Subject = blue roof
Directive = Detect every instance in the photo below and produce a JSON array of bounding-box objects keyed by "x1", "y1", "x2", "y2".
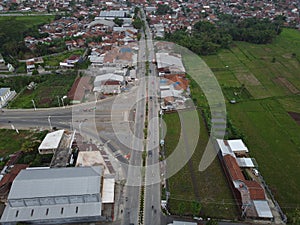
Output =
[{"x1": 120, "y1": 48, "x2": 132, "y2": 53}]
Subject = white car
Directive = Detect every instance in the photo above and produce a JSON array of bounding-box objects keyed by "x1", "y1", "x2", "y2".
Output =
[{"x1": 252, "y1": 168, "x2": 259, "y2": 176}]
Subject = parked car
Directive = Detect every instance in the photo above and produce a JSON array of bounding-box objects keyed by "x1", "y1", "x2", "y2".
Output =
[{"x1": 252, "y1": 168, "x2": 259, "y2": 176}]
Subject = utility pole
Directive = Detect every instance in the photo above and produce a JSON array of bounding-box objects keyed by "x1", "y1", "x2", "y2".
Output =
[
  {"x1": 48, "y1": 115, "x2": 52, "y2": 130},
  {"x1": 31, "y1": 99, "x2": 36, "y2": 111},
  {"x1": 10, "y1": 122, "x2": 19, "y2": 134},
  {"x1": 61, "y1": 96, "x2": 67, "y2": 108},
  {"x1": 56, "y1": 96, "x2": 61, "y2": 107},
  {"x1": 61, "y1": 97, "x2": 65, "y2": 108},
  {"x1": 94, "y1": 92, "x2": 97, "y2": 103},
  {"x1": 79, "y1": 121, "x2": 82, "y2": 134}
]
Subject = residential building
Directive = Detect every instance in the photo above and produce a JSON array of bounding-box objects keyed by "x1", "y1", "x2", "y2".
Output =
[
  {"x1": 93, "y1": 73, "x2": 124, "y2": 93},
  {"x1": 100, "y1": 80, "x2": 121, "y2": 94},
  {"x1": 0, "y1": 53, "x2": 7, "y2": 72},
  {"x1": 38, "y1": 130, "x2": 65, "y2": 154},
  {"x1": 97, "y1": 10, "x2": 128, "y2": 20},
  {"x1": 60, "y1": 55, "x2": 82, "y2": 69},
  {"x1": 26, "y1": 59, "x2": 35, "y2": 74},
  {"x1": 0, "y1": 88, "x2": 16, "y2": 108},
  {"x1": 156, "y1": 52, "x2": 186, "y2": 75},
  {"x1": 216, "y1": 139, "x2": 274, "y2": 220}
]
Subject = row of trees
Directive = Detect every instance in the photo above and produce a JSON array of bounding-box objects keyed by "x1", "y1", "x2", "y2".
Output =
[
  {"x1": 156, "y1": 4, "x2": 174, "y2": 15},
  {"x1": 218, "y1": 15, "x2": 284, "y2": 44},
  {"x1": 165, "y1": 15, "x2": 284, "y2": 55}
]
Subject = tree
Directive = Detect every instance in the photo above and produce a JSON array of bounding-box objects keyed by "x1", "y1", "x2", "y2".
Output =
[
  {"x1": 191, "y1": 201, "x2": 202, "y2": 216},
  {"x1": 9, "y1": 3, "x2": 18, "y2": 10},
  {"x1": 178, "y1": 202, "x2": 186, "y2": 216},
  {"x1": 156, "y1": 4, "x2": 173, "y2": 15},
  {"x1": 22, "y1": 154, "x2": 35, "y2": 164},
  {"x1": 32, "y1": 69, "x2": 39, "y2": 75},
  {"x1": 132, "y1": 17, "x2": 144, "y2": 30},
  {"x1": 137, "y1": 33, "x2": 141, "y2": 41},
  {"x1": 21, "y1": 140, "x2": 37, "y2": 152},
  {"x1": 206, "y1": 219, "x2": 218, "y2": 225},
  {"x1": 134, "y1": 6, "x2": 140, "y2": 15},
  {"x1": 113, "y1": 17, "x2": 124, "y2": 27}
]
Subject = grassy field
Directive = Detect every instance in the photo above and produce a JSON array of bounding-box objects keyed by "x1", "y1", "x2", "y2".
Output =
[
  {"x1": 164, "y1": 111, "x2": 238, "y2": 220},
  {"x1": 0, "y1": 129, "x2": 52, "y2": 168},
  {"x1": 202, "y1": 28, "x2": 300, "y2": 219},
  {"x1": 43, "y1": 49, "x2": 85, "y2": 67},
  {"x1": 0, "y1": 15, "x2": 54, "y2": 26},
  {"x1": 8, "y1": 73, "x2": 77, "y2": 108},
  {"x1": 0, "y1": 129, "x2": 47, "y2": 158}
]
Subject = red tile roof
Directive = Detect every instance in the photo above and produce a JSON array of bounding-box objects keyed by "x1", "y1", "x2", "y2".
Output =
[
  {"x1": 244, "y1": 180, "x2": 266, "y2": 200},
  {"x1": 164, "y1": 74, "x2": 189, "y2": 90},
  {"x1": 0, "y1": 164, "x2": 28, "y2": 190},
  {"x1": 68, "y1": 76, "x2": 92, "y2": 101},
  {"x1": 223, "y1": 154, "x2": 244, "y2": 181},
  {"x1": 223, "y1": 155, "x2": 266, "y2": 201},
  {"x1": 102, "y1": 80, "x2": 121, "y2": 85}
]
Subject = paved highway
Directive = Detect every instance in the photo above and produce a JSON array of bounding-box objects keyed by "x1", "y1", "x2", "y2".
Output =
[
  {"x1": 121, "y1": 11, "x2": 147, "y2": 225},
  {"x1": 142, "y1": 9, "x2": 162, "y2": 225}
]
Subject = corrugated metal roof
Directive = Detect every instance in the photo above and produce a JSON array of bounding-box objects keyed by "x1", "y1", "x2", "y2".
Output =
[
  {"x1": 228, "y1": 139, "x2": 249, "y2": 152},
  {"x1": 94, "y1": 74, "x2": 124, "y2": 86},
  {"x1": 99, "y1": 10, "x2": 126, "y2": 18},
  {"x1": 38, "y1": 130, "x2": 64, "y2": 150},
  {"x1": 8, "y1": 167, "x2": 102, "y2": 199},
  {"x1": 156, "y1": 53, "x2": 185, "y2": 73},
  {"x1": 216, "y1": 139, "x2": 235, "y2": 156},
  {"x1": 0, "y1": 202, "x2": 102, "y2": 223},
  {"x1": 236, "y1": 158, "x2": 254, "y2": 167},
  {"x1": 173, "y1": 221, "x2": 197, "y2": 225},
  {"x1": 0, "y1": 88, "x2": 10, "y2": 97},
  {"x1": 253, "y1": 200, "x2": 273, "y2": 218},
  {"x1": 102, "y1": 177, "x2": 115, "y2": 203}
]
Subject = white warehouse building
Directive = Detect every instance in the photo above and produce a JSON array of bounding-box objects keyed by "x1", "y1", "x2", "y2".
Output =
[{"x1": 0, "y1": 166, "x2": 105, "y2": 225}]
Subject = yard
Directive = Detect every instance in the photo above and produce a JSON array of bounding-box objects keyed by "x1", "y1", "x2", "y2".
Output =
[
  {"x1": 0, "y1": 129, "x2": 53, "y2": 168},
  {"x1": 8, "y1": 72, "x2": 77, "y2": 108},
  {"x1": 43, "y1": 49, "x2": 85, "y2": 67},
  {"x1": 0, "y1": 129, "x2": 47, "y2": 158}
]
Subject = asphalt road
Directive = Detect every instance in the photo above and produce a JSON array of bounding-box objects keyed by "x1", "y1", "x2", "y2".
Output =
[
  {"x1": 121, "y1": 19, "x2": 147, "y2": 225},
  {"x1": 142, "y1": 10, "x2": 162, "y2": 225}
]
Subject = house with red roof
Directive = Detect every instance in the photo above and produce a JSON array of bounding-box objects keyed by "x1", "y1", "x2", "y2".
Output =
[{"x1": 217, "y1": 139, "x2": 274, "y2": 220}]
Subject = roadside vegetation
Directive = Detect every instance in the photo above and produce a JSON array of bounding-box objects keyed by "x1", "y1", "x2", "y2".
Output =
[{"x1": 3, "y1": 72, "x2": 77, "y2": 108}]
